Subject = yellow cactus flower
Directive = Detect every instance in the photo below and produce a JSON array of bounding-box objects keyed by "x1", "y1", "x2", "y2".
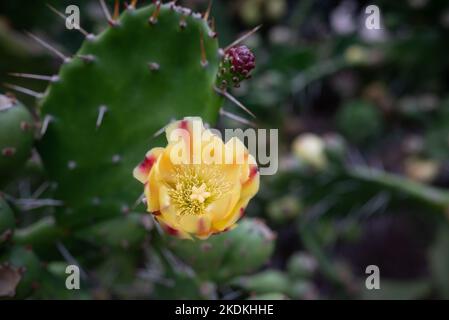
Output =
[{"x1": 133, "y1": 117, "x2": 259, "y2": 240}]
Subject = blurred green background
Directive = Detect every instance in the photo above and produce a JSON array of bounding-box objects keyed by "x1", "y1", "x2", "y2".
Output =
[{"x1": 1, "y1": 0, "x2": 449, "y2": 300}]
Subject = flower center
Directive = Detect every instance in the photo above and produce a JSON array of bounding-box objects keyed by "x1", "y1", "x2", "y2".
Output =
[
  {"x1": 167, "y1": 165, "x2": 230, "y2": 216},
  {"x1": 190, "y1": 183, "x2": 211, "y2": 203}
]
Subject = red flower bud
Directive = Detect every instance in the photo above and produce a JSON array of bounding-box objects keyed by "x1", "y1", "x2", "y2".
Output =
[{"x1": 217, "y1": 45, "x2": 256, "y2": 89}]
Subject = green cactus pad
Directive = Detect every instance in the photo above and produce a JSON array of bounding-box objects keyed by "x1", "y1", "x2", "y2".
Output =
[
  {"x1": 233, "y1": 270, "x2": 290, "y2": 295},
  {"x1": 167, "y1": 218, "x2": 276, "y2": 282},
  {"x1": 152, "y1": 272, "x2": 207, "y2": 300},
  {"x1": 74, "y1": 213, "x2": 147, "y2": 249},
  {"x1": 37, "y1": 3, "x2": 223, "y2": 227},
  {"x1": 0, "y1": 94, "x2": 34, "y2": 186},
  {"x1": 0, "y1": 196, "x2": 15, "y2": 246},
  {"x1": 0, "y1": 246, "x2": 43, "y2": 299}
]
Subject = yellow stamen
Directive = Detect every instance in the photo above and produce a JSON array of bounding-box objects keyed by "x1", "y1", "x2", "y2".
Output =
[{"x1": 167, "y1": 165, "x2": 229, "y2": 216}]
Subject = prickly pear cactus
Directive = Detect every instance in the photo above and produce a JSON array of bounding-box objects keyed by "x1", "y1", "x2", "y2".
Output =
[
  {"x1": 1, "y1": 1, "x2": 261, "y2": 300},
  {"x1": 0, "y1": 196, "x2": 15, "y2": 245},
  {"x1": 75, "y1": 212, "x2": 147, "y2": 249},
  {"x1": 37, "y1": 2, "x2": 223, "y2": 227},
  {"x1": 166, "y1": 218, "x2": 276, "y2": 282},
  {"x1": 0, "y1": 94, "x2": 34, "y2": 186}
]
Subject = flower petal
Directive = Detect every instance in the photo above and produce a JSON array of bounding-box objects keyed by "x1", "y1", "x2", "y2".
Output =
[
  {"x1": 213, "y1": 199, "x2": 250, "y2": 232},
  {"x1": 156, "y1": 217, "x2": 192, "y2": 240},
  {"x1": 178, "y1": 214, "x2": 212, "y2": 238},
  {"x1": 207, "y1": 183, "x2": 241, "y2": 225},
  {"x1": 133, "y1": 147, "x2": 164, "y2": 183},
  {"x1": 241, "y1": 163, "x2": 260, "y2": 201},
  {"x1": 145, "y1": 165, "x2": 161, "y2": 212}
]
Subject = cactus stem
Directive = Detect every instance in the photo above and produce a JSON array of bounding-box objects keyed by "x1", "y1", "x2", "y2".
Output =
[
  {"x1": 148, "y1": 62, "x2": 160, "y2": 72},
  {"x1": 76, "y1": 54, "x2": 96, "y2": 63},
  {"x1": 8, "y1": 72, "x2": 59, "y2": 83},
  {"x1": 203, "y1": 0, "x2": 213, "y2": 22},
  {"x1": 149, "y1": 1, "x2": 162, "y2": 25},
  {"x1": 214, "y1": 86, "x2": 256, "y2": 118},
  {"x1": 2, "y1": 83, "x2": 44, "y2": 99},
  {"x1": 40, "y1": 115, "x2": 54, "y2": 137},
  {"x1": 224, "y1": 25, "x2": 262, "y2": 52},
  {"x1": 219, "y1": 108, "x2": 256, "y2": 127},
  {"x1": 200, "y1": 33, "x2": 208, "y2": 67},
  {"x1": 26, "y1": 32, "x2": 70, "y2": 62},
  {"x1": 2, "y1": 147, "x2": 16, "y2": 157},
  {"x1": 46, "y1": 4, "x2": 90, "y2": 37},
  {"x1": 67, "y1": 161, "x2": 77, "y2": 170},
  {"x1": 96, "y1": 105, "x2": 108, "y2": 129}
]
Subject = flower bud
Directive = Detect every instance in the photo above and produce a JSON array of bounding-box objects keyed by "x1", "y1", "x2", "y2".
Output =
[
  {"x1": 217, "y1": 45, "x2": 256, "y2": 89},
  {"x1": 292, "y1": 133, "x2": 327, "y2": 170}
]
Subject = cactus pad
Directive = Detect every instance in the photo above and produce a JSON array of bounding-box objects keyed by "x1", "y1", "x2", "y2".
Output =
[
  {"x1": 167, "y1": 218, "x2": 276, "y2": 282},
  {"x1": 0, "y1": 246, "x2": 43, "y2": 299},
  {"x1": 37, "y1": 3, "x2": 223, "y2": 227},
  {"x1": 0, "y1": 196, "x2": 15, "y2": 245},
  {"x1": 0, "y1": 94, "x2": 34, "y2": 186}
]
